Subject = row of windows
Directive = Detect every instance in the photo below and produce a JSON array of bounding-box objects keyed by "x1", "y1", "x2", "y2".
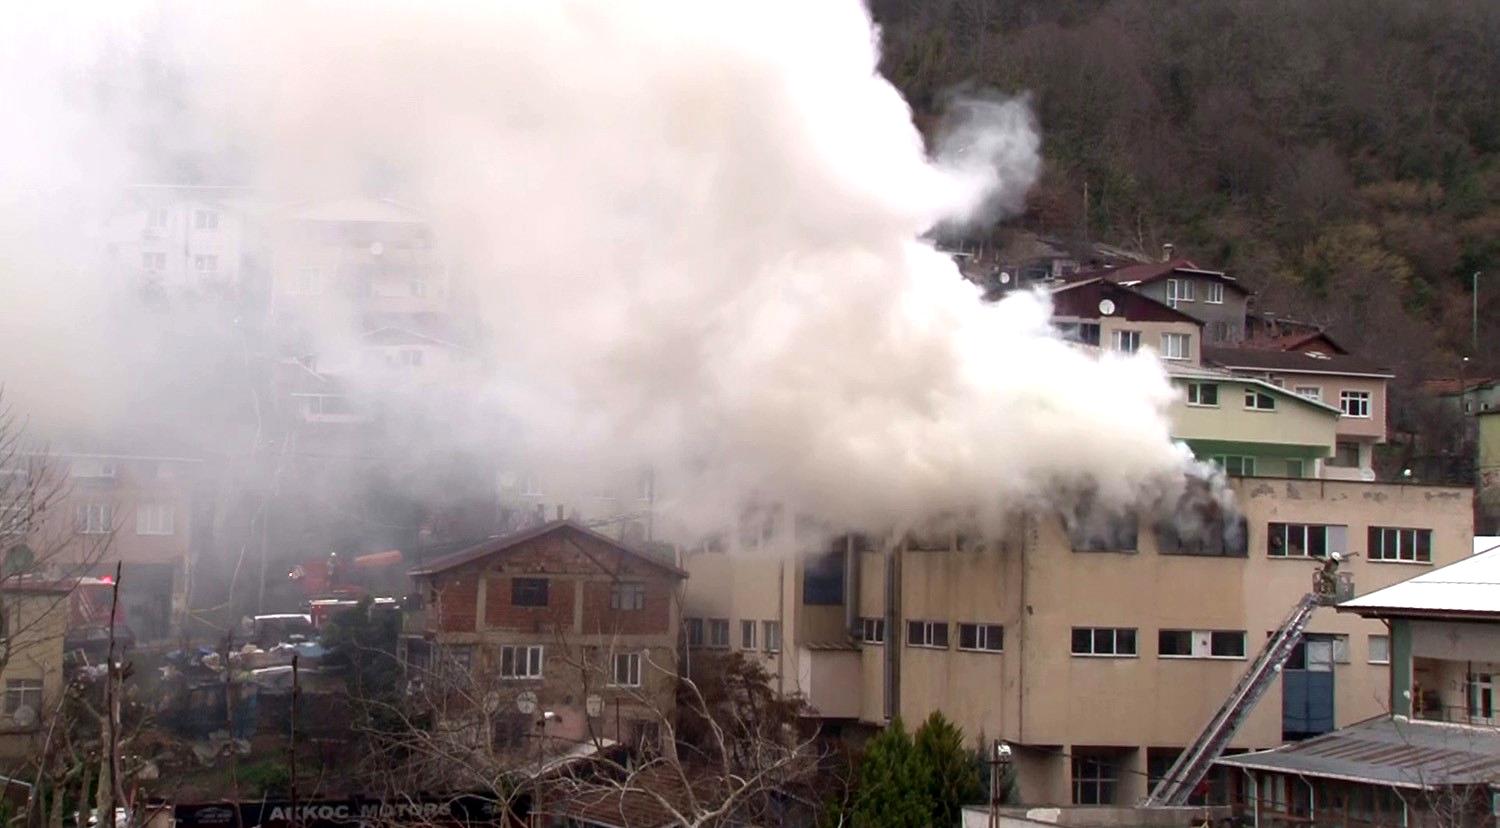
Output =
[
  {"x1": 1106, "y1": 330, "x2": 1192, "y2": 360},
  {"x1": 145, "y1": 207, "x2": 220, "y2": 231},
  {"x1": 1183, "y1": 381, "x2": 1372, "y2": 418},
  {"x1": 71, "y1": 503, "x2": 177, "y2": 536},
  {"x1": 1072, "y1": 628, "x2": 1392, "y2": 663},
  {"x1": 1165, "y1": 278, "x2": 1225, "y2": 307},
  {"x1": 859, "y1": 618, "x2": 1005, "y2": 653},
  {"x1": 450, "y1": 644, "x2": 646, "y2": 687},
  {"x1": 684, "y1": 618, "x2": 783, "y2": 653},
  {"x1": 508, "y1": 578, "x2": 653, "y2": 609},
  {"x1": 1071, "y1": 517, "x2": 1434, "y2": 562}
]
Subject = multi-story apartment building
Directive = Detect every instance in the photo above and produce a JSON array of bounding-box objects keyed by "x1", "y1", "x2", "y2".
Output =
[
  {"x1": 4, "y1": 449, "x2": 201, "y2": 643},
  {"x1": 1202, "y1": 347, "x2": 1392, "y2": 480},
  {"x1": 0, "y1": 581, "x2": 68, "y2": 764},
  {"x1": 680, "y1": 263, "x2": 1473, "y2": 806},
  {"x1": 1067, "y1": 257, "x2": 1252, "y2": 346},
  {"x1": 103, "y1": 184, "x2": 260, "y2": 296},
  {"x1": 403, "y1": 520, "x2": 685, "y2": 754}
]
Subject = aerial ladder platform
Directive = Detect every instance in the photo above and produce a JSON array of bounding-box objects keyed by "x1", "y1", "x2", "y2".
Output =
[{"x1": 1143, "y1": 557, "x2": 1353, "y2": 807}]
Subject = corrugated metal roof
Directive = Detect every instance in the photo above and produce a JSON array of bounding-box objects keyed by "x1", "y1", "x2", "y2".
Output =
[
  {"x1": 1216, "y1": 716, "x2": 1500, "y2": 788},
  {"x1": 1340, "y1": 547, "x2": 1500, "y2": 617}
]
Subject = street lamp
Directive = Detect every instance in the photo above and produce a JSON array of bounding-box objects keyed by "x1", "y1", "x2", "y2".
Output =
[
  {"x1": 1474, "y1": 271, "x2": 1483, "y2": 353},
  {"x1": 988, "y1": 741, "x2": 1013, "y2": 828}
]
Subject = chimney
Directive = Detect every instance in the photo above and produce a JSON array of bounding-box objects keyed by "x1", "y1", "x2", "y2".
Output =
[
  {"x1": 556, "y1": 504, "x2": 565, "y2": 521},
  {"x1": 1162, "y1": 243, "x2": 1175, "y2": 262}
]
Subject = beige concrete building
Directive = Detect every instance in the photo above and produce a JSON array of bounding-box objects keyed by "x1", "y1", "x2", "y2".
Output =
[
  {"x1": 683, "y1": 477, "x2": 1472, "y2": 805},
  {"x1": 0, "y1": 581, "x2": 69, "y2": 764}
]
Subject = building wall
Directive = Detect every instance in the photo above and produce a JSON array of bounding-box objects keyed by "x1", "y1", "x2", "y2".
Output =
[
  {"x1": 1169, "y1": 379, "x2": 1338, "y2": 456},
  {"x1": 1134, "y1": 277, "x2": 1248, "y2": 346},
  {"x1": 1259, "y1": 373, "x2": 1388, "y2": 442},
  {"x1": 108, "y1": 190, "x2": 254, "y2": 293},
  {"x1": 0, "y1": 589, "x2": 68, "y2": 763},
  {"x1": 1095, "y1": 318, "x2": 1202, "y2": 365},
  {"x1": 413, "y1": 528, "x2": 682, "y2": 750},
  {"x1": 854, "y1": 479, "x2": 1470, "y2": 804}
]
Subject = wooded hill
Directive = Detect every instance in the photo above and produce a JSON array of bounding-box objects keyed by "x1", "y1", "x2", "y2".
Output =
[{"x1": 874, "y1": 0, "x2": 1500, "y2": 389}]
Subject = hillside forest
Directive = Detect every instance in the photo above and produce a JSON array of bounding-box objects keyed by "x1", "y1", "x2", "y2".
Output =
[{"x1": 873, "y1": 0, "x2": 1500, "y2": 420}]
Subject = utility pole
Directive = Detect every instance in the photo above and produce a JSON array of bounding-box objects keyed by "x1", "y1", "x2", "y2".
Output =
[
  {"x1": 102, "y1": 563, "x2": 124, "y2": 828},
  {"x1": 289, "y1": 652, "x2": 299, "y2": 828},
  {"x1": 1473, "y1": 271, "x2": 1482, "y2": 354}
]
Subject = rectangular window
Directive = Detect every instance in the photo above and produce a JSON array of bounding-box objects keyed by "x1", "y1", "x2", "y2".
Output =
[
  {"x1": 763, "y1": 621, "x2": 781, "y2": 653},
  {"x1": 1211, "y1": 455, "x2": 1256, "y2": 477},
  {"x1": 740, "y1": 619, "x2": 757, "y2": 650},
  {"x1": 860, "y1": 617, "x2": 885, "y2": 644},
  {"x1": 1211, "y1": 631, "x2": 1247, "y2": 658},
  {"x1": 1056, "y1": 321, "x2": 1101, "y2": 347},
  {"x1": 499, "y1": 645, "x2": 543, "y2": 680},
  {"x1": 1285, "y1": 459, "x2": 1305, "y2": 479},
  {"x1": 610, "y1": 582, "x2": 646, "y2": 611},
  {"x1": 1294, "y1": 386, "x2": 1322, "y2": 402},
  {"x1": 410, "y1": 274, "x2": 428, "y2": 298},
  {"x1": 610, "y1": 652, "x2": 642, "y2": 687},
  {"x1": 1467, "y1": 673, "x2": 1494, "y2": 722},
  {"x1": 194, "y1": 254, "x2": 218, "y2": 274},
  {"x1": 1066, "y1": 505, "x2": 1138, "y2": 552},
  {"x1": 1160, "y1": 333, "x2": 1191, "y2": 360},
  {"x1": 1158, "y1": 630, "x2": 1246, "y2": 658},
  {"x1": 1111, "y1": 329, "x2": 1141, "y2": 353},
  {"x1": 1368, "y1": 527, "x2": 1433, "y2": 563},
  {"x1": 4, "y1": 679, "x2": 42, "y2": 715},
  {"x1": 686, "y1": 617, "x2": 704, "y2": 647},
  {"x1": 1186, "y1": 382, "x2": 1219, "y2": 407},
  {"x1": 1206, "y1": 282, "x2": 1224, "y2": 304},
  {"x1": 397, "y1": 349, "x2": 424, "y2": 368},
  {"x1": 148, "y1": 207, "x2": 170, "y2": 229},
  {"x1": 135, "y1": 503, "x2": 174, "y2": 536},
  {"x1": 957, "y1": 623, "x2": 1003, "y2": 652},
  {"x1": 906, "y1": 620, "x2": 949, "y2": 649},
  {"x1": 1072, "y1": 754, "x2": 1119, "y2": 805},
  {"x1": 74, "y1": 503, "x2": 112, "y2": 535},
  {"x1": 511, "y1": 577, "x2": 549, "y2": 607},
  {"x1": 803, "y1": 546, "x2": 846, "y2": 605},
  {"x1": 708, "y1": 618, "x2": 730, "y2": 648},
  {"x1": 1328, "y1": 441, "x2": 1361, "y2": 468},
  {"x1": 1243, "y1": 389, "x2": 1276, "y2": 410},
  {"x1": 141, "y1": 252, "x2": 166, "y2": 272},
  {"x1": 1071, "y1": 627, "x2": 1137, "y2": 657},
  {"x1": 1166, "y1": 279, "x2": 1194, "y2": 307},
  {"x1": 70, "y1": 459, "x2": 116, "y2": 478},
  {"x1": 1267, "y1": 523, "x2": 1346, "y2": 558},
  {"x1": 1340, "y1": 390, "x2": 1371, "y2": 418},
  {"x1": 193, "y1": 209, "x2": 219, "y2": 230},
  {"x1": 1368, "y1": 634, "x2": 1390, "y2": 664}
]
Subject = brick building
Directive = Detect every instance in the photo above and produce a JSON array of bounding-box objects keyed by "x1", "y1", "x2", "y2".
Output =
[{"x1": 403, "y1": 520, "x2": 686, "y2": 755}]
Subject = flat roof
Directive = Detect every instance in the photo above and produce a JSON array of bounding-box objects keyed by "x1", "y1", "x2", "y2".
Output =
[{"x1": 1340, "y1": 546, "x2": 1500, "y2": 618}]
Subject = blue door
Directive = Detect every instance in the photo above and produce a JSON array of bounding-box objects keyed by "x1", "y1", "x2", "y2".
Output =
[{"x1": 1283, "y1": 637, "x2": 1336, "y2": 740}]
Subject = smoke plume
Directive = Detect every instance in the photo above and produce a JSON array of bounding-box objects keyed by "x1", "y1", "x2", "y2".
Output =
[{"x1": 0, "y1": 1, "x2": 1201, "y2": 544}]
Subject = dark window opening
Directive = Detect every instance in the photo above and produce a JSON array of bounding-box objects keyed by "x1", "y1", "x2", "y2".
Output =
[{"x1": 512, "y1": 577, "x2": 549, "y2": 607}]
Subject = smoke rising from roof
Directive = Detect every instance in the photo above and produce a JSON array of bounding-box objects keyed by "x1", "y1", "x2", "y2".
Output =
[{"x1": 0, "y1": 1, "x2": 1201, "y2": 543}]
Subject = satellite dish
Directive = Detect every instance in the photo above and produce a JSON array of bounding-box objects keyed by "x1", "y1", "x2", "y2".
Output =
[
  {"x1": 369, "y1": 242, "x2": 384, "y2": 256},
  {"x1": 483, "y1": 691, "x2": 501, "y2": 715},
  {"x1": 586, "y1": 694, "x2": 604, "y2": 718},
  {"x1": 999, "y1": 272, "x2": 1012, "y2": 285},
  {"x1": 11, "y1": 705, "x2": 36, "y2": 728},
  {"x1": 1098, "y1": 299, "x2": 1117, "y2": 316},
  {"x1": 515, "y1": 690, "x2": 538, "y2": 715}
]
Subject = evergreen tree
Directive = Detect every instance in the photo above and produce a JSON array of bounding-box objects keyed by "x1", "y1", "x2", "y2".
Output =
[
  {"x1": 915, "y1": 711, "x2": 985, "y2": 826},
  {"x1": 850, "y1": 717, "x2": 933, "y2": 827}
]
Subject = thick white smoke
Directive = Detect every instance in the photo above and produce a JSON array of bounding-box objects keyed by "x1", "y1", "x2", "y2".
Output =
[{"x1": 0, "y1": 1, "x2": 1195, "y2": 541}]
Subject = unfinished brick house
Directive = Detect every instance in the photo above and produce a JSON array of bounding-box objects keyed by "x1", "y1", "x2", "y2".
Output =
[{"x1": 403, "y1": 520, "x2": 686, "y2": 755}]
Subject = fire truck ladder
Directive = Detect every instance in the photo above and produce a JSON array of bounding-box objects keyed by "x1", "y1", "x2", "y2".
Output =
[{"x1": 1143, "y1": 591, "x2": 1324, "y2": 807}]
